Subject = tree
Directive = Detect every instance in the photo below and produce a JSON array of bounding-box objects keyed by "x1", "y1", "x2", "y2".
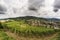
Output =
[{"x1": 0, "y1": 22, "x2": 3, "y2": 29}]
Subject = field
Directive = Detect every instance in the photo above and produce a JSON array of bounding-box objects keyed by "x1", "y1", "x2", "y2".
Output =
[{"x1": 0, "y1": 19, "x2": 60, "y2": 40}]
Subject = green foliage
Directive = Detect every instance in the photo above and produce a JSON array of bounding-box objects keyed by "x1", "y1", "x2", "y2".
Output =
[
  {"x1": 2, "y1": 20, "x2": 56, "y2": 37},
  {"x1": 0, "y1": 22, "x2": 3, "y2": 29},
  {"x1": 55, "y1": 32, "x2": 60, "y2": 40},
  {"x1": 0, "y1": 31, "x2": 15, "y2": 40}
]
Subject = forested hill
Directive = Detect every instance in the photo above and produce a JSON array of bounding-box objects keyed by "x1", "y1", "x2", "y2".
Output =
[
  {"x1": 0, "y1": 16, "x2": 60, "y2": 29},
  {"x1": 8, "y1": 16, "x2": 60, "y2": 22}
]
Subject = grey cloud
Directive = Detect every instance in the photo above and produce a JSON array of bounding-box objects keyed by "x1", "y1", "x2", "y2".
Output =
[
  {"x1": 0, "y1": 5, "x2": 7, "y2": 12},
  {"x1": 0, "y1": 0, "x2": 60, "y2": 19},
  {"x1": 53, "y1": 0, "x2": 60, "y2": 12},
  {"x1": 0, "y1": 5, "x2": 7, "y2": 14},
  {"x1": 28, "y1": 0, "x2": 44, "y2": 11}
]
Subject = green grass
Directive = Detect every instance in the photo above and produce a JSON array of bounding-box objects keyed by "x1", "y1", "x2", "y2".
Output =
[
  {"x1": 56, "y1": 33, "x2": 60, "y2": 40},
  {"x1": 2, "y1": 20, "x2": 56, "y2": 37},
  {"x1": 0, "y1": 31, "x2": 15, "y2": 40}
]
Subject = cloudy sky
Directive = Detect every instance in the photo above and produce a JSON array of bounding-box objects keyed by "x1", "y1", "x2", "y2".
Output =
[{"x1": 0, "y1": 0, "x2": 60, "y2": 19}]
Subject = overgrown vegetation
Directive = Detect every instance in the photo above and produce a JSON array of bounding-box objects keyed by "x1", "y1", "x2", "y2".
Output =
[
  {"x1": 2, "y1": 20, "x2": 57, "y2": 37},
  {"x1": 0, "y1": 16, "x2": 60, "y2": 40},
  {"x1": 0, "y1": 30, "x2": 15, "y2": 40},
  {"x1": 56, "y1": 32, "x2": 60, "y2": 40}
]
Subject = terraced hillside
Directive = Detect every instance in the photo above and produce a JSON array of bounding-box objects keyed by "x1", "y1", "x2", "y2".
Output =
[{"x1": 0, "y1": 16, "x2": 60, "y2": 40}]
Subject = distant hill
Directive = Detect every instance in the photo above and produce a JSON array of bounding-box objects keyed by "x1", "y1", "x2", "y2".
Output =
[
  {"x1": 8, "y1": 16, "x2": 60, "y2": 22},
  {"x1": 1, "y1": 16, "x2": 60, "y2": 29}
]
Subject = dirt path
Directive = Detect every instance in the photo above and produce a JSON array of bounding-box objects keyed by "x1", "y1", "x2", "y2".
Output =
[
  {"x1": 5, "y1": 31, "x2": 42, "y2": 40},
  {"x1": 43, "y1": 33, "x2": 58, "y2": 40},
  {"x1": 5, "y1": 31, "x2": 21, "y2": 40},
  {"x1": 49, "y1": 33, "x2": 58, "y2": 40},
  {"x1": 5, "y1": 31, "x2": 58, "y2": 40}
]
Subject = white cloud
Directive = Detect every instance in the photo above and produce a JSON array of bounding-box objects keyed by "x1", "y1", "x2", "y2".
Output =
[{"x1": 0, "y1": 0, "x2": 60, "y2": 19}]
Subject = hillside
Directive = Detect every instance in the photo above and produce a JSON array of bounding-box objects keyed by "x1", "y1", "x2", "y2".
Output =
[
  {"x1": 7, "y1": 16, "x2": 60, "y2": 29},
  {"x1": 0, "y1": 16, "x2": 60, "y2": 40}
]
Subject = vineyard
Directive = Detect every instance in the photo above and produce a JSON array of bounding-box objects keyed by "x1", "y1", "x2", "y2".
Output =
[
  {"x1": 2, "y1": 21, "x2": 56, "y2": 36},
  {"x1": 0, "y1": 18, "x2": 60, "y2": 40}
]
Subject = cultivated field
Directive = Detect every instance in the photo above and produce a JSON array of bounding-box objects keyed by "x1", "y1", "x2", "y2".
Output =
[{"x1": 0, "y1": 18, "x2": 60, "y2": 40}]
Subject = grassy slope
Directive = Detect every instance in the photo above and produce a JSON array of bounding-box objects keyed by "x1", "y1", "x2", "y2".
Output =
[
  {"x1": 0, "y1": 30, "x2": 15, "y2": 40},
  {"x1": 0, "y1": 18, "x2": 60, "y2": 40},
  {"x1": 2, "y1": 20, "x2": 56, "y2": 36}
]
